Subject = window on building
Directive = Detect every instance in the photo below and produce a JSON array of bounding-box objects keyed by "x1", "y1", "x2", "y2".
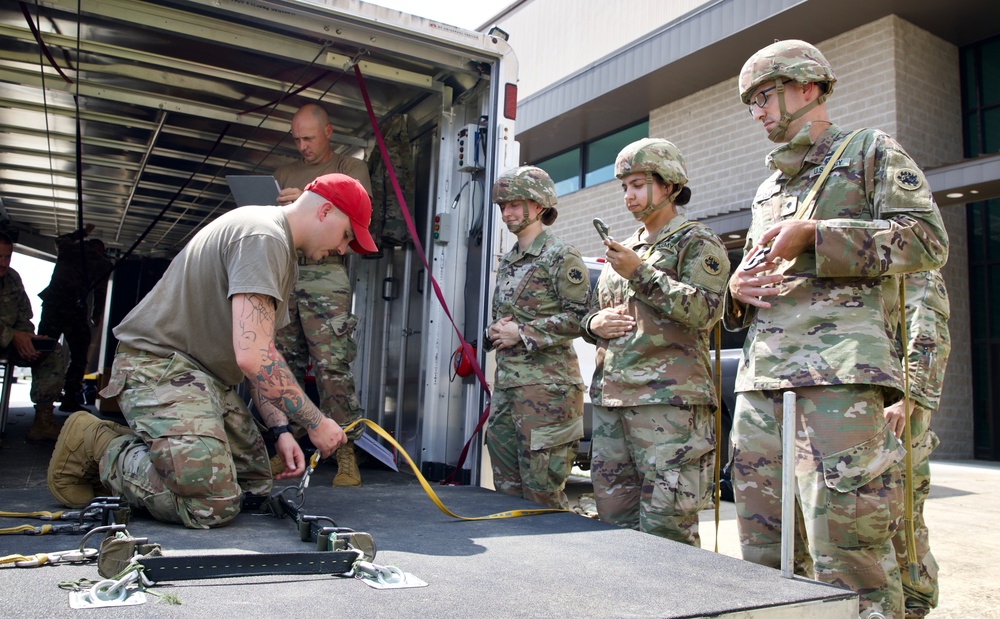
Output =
[
  {"x1": 968, "y1": 199, "x2": 1000, "y2": 460},
  {"x1": 535, "y1": 120, "x2": 648, "y2": 196},
  {"x1": 961, "y1": 35, "x2": 1000, "y2": 158},
  {"x1": 584, "y1": 121, "x2": 649, "y2": 187},
  {"x1": 963, "y1": 34, "x2": 1000, "y2": 460},
  {"x1": 535, "y1": 147, "x2": 581, "y2": 196}
]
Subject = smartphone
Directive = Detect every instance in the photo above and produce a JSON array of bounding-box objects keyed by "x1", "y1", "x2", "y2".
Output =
[
  {"x1": 592, "y1": 218, "x2": 613, "y2": 242},
  {"x1": 743, "y1": 242, "x2": 772, "y2": 270}
]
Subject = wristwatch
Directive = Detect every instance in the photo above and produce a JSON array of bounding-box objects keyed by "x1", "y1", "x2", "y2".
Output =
[{"x1": 268, "y1": 424, "x2": 292, "y2": 442}]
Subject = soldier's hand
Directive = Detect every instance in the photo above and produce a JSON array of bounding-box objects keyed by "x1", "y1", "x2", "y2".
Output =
[
  {"x1": 758, "y1": 219, "x2": 816, "y2": 263},
  {"x1": 306, "y1": 417, "x2": 347, "y2": 459},
  {"x1": 277, "y1": 187, "x2": 302, "y2": 206},
  {"x1": 589, "y1": 307, "x2": 635, "y2": 340},
  {"x1": 604, "y1": 239, "x2": 641, "y2": 279},
  {"x1": 12, "y1": 330, "x2": 40, "y2": 361},
  {"x1": 883, "y1": 400, "x2": 912, "y2": 439},
  {"x1": 489, "y1": 316, "x2": 521, "y2": 350},
  {"x1": 730, "y1": 260, "x2": 782, "y2": 309},
  {"x1": 273, "y1": 433, "x2": 306, "y2": 480}
]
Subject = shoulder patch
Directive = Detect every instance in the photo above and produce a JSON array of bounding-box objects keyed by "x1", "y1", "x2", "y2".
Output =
[
  {"x1": 566, "y1": 266, "x2": 585, "y2": 285},
  {"x1": 935, "y1": 281, "x2": 947, "y2": 299},
  {"x1": 893, "y1": 168, "x2": 922, "y2": 191},
  {"x1": 702, "y1": 254, "x2": 722, "y2": 276}
]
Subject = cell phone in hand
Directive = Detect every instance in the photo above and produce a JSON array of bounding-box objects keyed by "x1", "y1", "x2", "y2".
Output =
[
  {"x1": 593, "y1": 218, "x2": 613, "y2": 242},
  {"x1": 743, "y1": 242, "x2": 772, "y2": 270}
]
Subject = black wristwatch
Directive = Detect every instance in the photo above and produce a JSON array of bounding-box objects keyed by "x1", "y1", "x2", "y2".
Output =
[{"x1": 268, "y1": 424, "x2": 292, "y2": 442}]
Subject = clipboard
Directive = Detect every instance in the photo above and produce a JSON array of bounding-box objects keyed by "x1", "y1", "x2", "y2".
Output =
[{"x1": 226, "y1": 175, "x2": 281, "y2": 206}]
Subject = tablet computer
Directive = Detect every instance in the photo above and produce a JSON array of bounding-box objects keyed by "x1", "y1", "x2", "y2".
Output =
[
  {"x1": 32, "y1": 337, "x2": 57, "y2": 352},
  {"x1": 226, "y1": 175, "x2": 281, "y2": 207}
]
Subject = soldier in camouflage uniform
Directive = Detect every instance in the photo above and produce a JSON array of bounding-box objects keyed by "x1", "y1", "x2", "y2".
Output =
[
  {"x1": 884, "y1": 270, "x2": 950, "y2": 618},
  {"x1": 582, "y1": 139, "x2": 730, "y2": 545},
  {"x1": 725, "y1": 40, "x2": 949, "y2": 618},
  {"x1": 48, "y1": 175, "x2": 375, "y2": 528},
  {"x1": 38, "y1": 223, "x2": 112, "y2": 412},
  {"x1": 0, "y1": 232, "x2": 65, "y2": 444},
  {"x1": 272, "y1": 104, "x2": 373, "y2": 487},
  {"x1": 484, "y1": 166, "x2": 590, "y2": 509}
]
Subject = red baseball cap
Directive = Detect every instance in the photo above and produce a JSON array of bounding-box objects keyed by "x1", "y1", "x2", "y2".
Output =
[{"x1": 304, "y1": 173, "x2": 378, "y2": 254}]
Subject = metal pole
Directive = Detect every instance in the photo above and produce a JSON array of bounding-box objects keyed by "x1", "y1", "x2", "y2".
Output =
[{"x1": 780, "y1": 390, "x2": 796, "y2": 578}]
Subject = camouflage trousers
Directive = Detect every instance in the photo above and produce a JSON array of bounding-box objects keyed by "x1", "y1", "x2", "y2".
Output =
[
  {"x1": 890, "y1": 403, "x2": 939, "y2": 617},
  {"x1": 591, "y1": 402, "x2": 715, "y2": 546},
  {"x1": 98, "y1": 348, "x2": 271, "y2": 529},
  {"x1": 276, "y1": 262, "x2": 362, "y2": 441},
  {"x1": 732, "y1": 385, "x2": 906, "y2": 619},
  {"x1": 5, "y1": 341, "x2": 64, "y2": 405},
  {"x1": 38, "y1": 300, "x2": 91, "y2": 397},
  {"x1": 486, "y1": 384, "x2": 583, "y2": 509}
]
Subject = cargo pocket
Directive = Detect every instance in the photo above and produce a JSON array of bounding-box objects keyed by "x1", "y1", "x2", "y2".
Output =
[
  {"x1": 821, "y1": 427, "x2": 905, "y2": 548},
  {"x1": 529, "y1": 415, "x2": 584, "y2": 452},
  {"x1": 526, "y1": 416, "x2": 583, "y2": 491},
  {"x1": 650, "y1": 436, "x2": 714, "y2": 519}
]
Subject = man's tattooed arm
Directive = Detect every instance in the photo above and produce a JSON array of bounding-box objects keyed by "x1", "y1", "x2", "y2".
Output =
[{"x1": 232, "y1": 292, "x2": 325, "y2": 430}]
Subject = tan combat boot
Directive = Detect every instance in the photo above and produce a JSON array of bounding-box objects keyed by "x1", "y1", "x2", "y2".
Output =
[
  {"x1": 26, "y1": 403, "x2": 62, "y2": 441},
  {"x1": 333, "y1": 441, "x2": 361, "y2": 487},
  {"x1": 47, "y1": 411, "x2": 131, "y2": 508}
]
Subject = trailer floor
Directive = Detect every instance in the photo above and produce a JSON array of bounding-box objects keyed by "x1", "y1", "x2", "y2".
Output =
[{"x1": 1, "y1": 404, "x2": 856, "y2": 618}]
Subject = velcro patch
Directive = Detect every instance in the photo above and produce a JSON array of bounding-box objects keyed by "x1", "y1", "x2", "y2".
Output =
[
  {"x1": 703, "y1": 255, "x2": 723, "y2": 276},
  {"x1": 566, "y1": 266, "x2": 585, "y2": 285},
  {"x1": 893, "y1": 168, "x2": 922, "y2": 191}
]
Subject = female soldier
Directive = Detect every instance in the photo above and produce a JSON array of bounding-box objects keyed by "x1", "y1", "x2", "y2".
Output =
[
  {"x1": 484, "y1": 166, "x2": 590, "y2": 509},
  {"x1": 583, "y1": 139, "x2": 729, "y2": 545}
]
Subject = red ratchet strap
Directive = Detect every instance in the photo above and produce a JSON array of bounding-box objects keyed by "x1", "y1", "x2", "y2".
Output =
[{"x1": 354, "y1": 64, "x2": 491, "y2": 484}]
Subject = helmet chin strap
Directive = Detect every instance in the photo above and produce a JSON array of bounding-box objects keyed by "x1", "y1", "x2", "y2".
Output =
[
  {"x1": 508, "y1": 201, "x2": 543, "y2": 233},
  {"x1": 768, "y1": 79, "x2": 824, "y2": 142},
  {"x1": 635, "y1": 172, "x2": 677, "y2": 220}
]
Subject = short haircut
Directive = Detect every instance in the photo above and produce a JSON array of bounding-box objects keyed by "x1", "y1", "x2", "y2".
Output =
[{"x1": 0, "y1": 231, "x2": 13, "y2": 247}]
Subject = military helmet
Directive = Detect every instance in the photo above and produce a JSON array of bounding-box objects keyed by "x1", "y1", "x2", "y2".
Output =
[
  {"x1": 614, "y1": 138, "x2": 688, "y2": 187},
  {"x1": 491, "y1": 166, "x2": 557, "y2": 209},
  {"x1": 739, "y1": 39, "x2": 837, "y2": 105}
]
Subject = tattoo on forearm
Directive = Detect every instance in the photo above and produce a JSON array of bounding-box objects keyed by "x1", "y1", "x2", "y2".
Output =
[{"x1": 252, "y1": 341, "x2": 324, "y2": 430}]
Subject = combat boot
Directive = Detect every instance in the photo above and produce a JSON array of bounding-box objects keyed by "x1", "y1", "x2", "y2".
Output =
[
  {"x1": 26, "y1": 403, "x2": 62, "y2": 441},
  {"x1": 59, "y1": 390, "x2": 93, "y2": 413},
  {"x1": 47, "y1": 411, "x2": 131, "y2": 508},
  {"x1": 333, "y1": 441, "x2": 361, "y2": 487}
]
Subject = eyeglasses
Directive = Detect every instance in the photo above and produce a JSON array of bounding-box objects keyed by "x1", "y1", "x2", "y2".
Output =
[{"x1": 747, "y1": 80, "x2": 791, "y2": 115}]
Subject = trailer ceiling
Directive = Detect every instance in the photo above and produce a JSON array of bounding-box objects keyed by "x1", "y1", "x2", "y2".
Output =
[{"x1": 0, "y1": 0, "x2": 498, "y2": 259}]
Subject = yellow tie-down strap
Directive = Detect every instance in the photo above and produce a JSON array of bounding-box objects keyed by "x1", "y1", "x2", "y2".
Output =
[{"x1": 339, "y1": 419, "x2": 570, "y2": 521}]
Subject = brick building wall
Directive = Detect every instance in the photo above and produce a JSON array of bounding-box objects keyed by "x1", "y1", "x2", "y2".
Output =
[{"x1": 547, "y1": 16, "x2": 973, "y2": 458}]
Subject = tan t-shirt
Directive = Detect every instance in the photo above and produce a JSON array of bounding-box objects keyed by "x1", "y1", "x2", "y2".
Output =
[
  {"x1": 113, "y1": 206, "x2": 298, "y2": 385},
  {"x1": 274, "y1": 152, "x2": 373, "y2": 198}
]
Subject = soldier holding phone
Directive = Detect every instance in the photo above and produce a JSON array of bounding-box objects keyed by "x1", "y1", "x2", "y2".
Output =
[{"x1": 582, "y1": 138, "x2": 730, "y2": 546}]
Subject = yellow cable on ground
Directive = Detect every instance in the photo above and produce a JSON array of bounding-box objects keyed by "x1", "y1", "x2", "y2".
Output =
[
  {"x1": 0, "y1": 553, "x2": 48, "y2": 567},
  {"x1": 0, "y1": 524, "x2": 52, "y2": 535},
  {"x1": 0, "y1": 510, "x2": 65, "y2": 519},
  {"x1": 342, "y1": 419, "x2": 569, "y2": 520}
]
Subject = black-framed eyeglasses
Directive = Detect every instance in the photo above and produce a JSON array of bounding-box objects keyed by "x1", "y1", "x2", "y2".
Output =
[{"x1": 747, "y1": 80, "x2": 791, "y2": 115}]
